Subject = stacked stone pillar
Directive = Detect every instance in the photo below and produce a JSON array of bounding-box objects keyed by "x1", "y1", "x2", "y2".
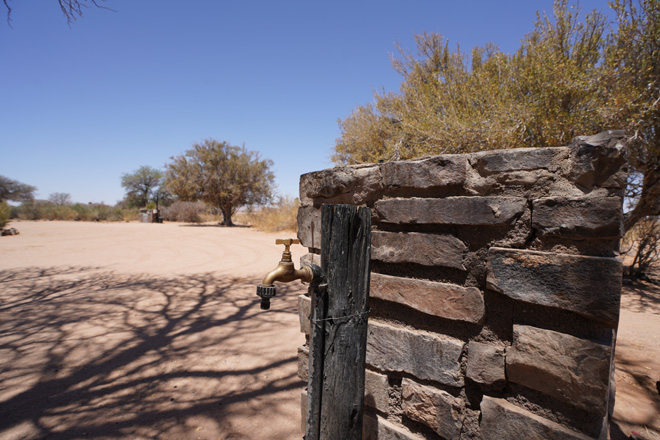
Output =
[{"x1": 296, "y1": 131, "x2": 627, "y2": 440}]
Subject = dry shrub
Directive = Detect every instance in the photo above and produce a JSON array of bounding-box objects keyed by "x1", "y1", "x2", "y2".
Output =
[
  {"x1": 120, "y1": 208, "x2": 140, "y2": 221},
  {"x1": 246, "y1": 197, "x2": 299, "y2": 232},
  {"x1": 622, "y1": 217, "x2": 660, "y2": 278},
  {"x1": 13, "y1": 201, "x2": 133, "y2": 222},
  {"x1": 42, "y1": 205, "x2": 78, "y2": 221},
  {"x1": 0, "y1": 201, "x2": 10, "y2": 229},
  {"x1": 161, "y1": 201, "x2": 205, "y2": 223}
]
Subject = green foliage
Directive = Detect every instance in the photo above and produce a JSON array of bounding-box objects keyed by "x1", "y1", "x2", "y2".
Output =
[
  {"x1": 335, "y1": 3, "x2": 611, "y2": 163},
  {"x1": 0, "y1": 200, "x2": 10, "y2": 229},
  {"x1": 14, "y1": 200, "x2": 46, "y2": 220},
  {"x1": 41, "y1": 204, "x2": 78, "y2": 221},
  {"x1": 0, "y1": 175, "x2": 36, "y2": 202},
  {"x1": 165, "y1": 139, "x2": 275, "y2": 226},
  {"x1": 607, "y1": 0, "x2": 660, "y2": 230},
  {"x1": 121, "y1": 166, "x2": 166, "y2": 208},
  {"x1": 334, "y1": 0, "x2": 660, "y2": 232}
]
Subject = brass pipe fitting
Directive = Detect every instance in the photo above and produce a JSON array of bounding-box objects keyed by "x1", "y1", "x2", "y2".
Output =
[{"x1": 256, "y1": 238, "x2": 320, "y2": 310}]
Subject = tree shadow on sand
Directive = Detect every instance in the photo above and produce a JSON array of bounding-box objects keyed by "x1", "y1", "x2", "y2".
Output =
[
  {"x1": 0, "y1": 266, "x2": 305, "y2": 439},
  {"x1": 621, "y1": 278, "x2": 660, "y2": 314}
]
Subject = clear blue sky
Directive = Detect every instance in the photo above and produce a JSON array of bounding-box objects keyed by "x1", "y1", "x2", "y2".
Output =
[{"x1": 0, "y1": 0, "x2": 612, "y2": 205}]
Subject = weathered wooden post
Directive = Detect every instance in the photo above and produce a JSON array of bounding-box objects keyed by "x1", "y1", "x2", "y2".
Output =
[{"x1": 305, "y1": 204, "x2": 371, "y2": 440}]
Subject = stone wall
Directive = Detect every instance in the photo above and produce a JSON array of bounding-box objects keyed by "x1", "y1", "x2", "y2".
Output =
[{"x1": 296, "y1": 131, "x2": 627, "y2": 440}]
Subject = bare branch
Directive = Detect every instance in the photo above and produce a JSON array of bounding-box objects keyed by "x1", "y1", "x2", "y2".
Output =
[
  {"x1": 3, "y1": 0, "x2": 114, "y2": 25},
  {"x1": 58, "y1": 0, "x2": 115, "y2": 24},
  {"x1": 3, "y1": 0, "x2": 12, "y2": 26}
]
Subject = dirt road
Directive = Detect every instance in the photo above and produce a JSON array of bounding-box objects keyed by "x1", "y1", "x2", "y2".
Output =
[{"x1": 0, "y1": 221, "x2": 308, "y2": 440}]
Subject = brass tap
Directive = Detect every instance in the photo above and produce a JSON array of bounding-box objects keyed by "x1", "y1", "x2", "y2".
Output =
[{"x1": 257, "y1": 238, "x2": 315, "y2": 310}]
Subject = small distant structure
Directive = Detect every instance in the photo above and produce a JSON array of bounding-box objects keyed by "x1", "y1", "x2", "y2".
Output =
[{"x1": 139, "y1": 209, "x2": 162, "y2": 223}]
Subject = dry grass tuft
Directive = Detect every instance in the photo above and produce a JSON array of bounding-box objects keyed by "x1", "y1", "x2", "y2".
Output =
[{"x1": 245, "y1": 197, "x2": 299, "y2": 232}]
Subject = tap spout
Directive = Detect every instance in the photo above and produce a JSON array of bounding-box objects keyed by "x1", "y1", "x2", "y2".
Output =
[
  {"x1": 260, "y1": 261, "x2": 313, "y2": 286},
  {"x1": 256, "y1": 238, "x2": 324, "y2": 310}
]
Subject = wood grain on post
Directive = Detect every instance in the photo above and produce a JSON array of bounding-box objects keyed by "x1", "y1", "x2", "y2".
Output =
[{"x1": 305, "y1": 204, "x2": 371, "y2": 440}]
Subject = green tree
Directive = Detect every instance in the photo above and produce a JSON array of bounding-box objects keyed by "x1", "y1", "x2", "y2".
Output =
[
  {"x1": 165, "y1": 139, "x2": 275, "y2": 226},
  {"x1": 0, "y1": 175, "x2": 36, "y2": 202},
  {"x1": 121, "y1": 166, "x2": 165, "y2": 208},
  {"x1": 334, "y1": 0, "x2": 660, "y2": 232}
]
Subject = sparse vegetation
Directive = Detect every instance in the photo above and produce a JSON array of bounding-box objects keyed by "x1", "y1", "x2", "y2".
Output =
[
  {"x1": 622, "y1": 217, "x2": 660, "y2": 279},
  {"x1": 0, "y1": 200, "x2": 10, "y2": 229},
  {"x1": 161, "y1": 201, "x2": 206, "y2": 223},
  {"x1": 48, "y1": 192, "x2": 72, "y2": 206},
  {"x1": 244, "y1": 197, "x2": 299, "y2": 232},
  {"x1": 11, "y1": 200, "x2": 136, "y2": 222},
  {"x1": 335, "y1": 0, "x2": 660, "y2": 234}
]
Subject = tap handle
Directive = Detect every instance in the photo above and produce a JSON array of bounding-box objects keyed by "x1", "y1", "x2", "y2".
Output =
[{"x1": 275, "y1": 238, "x2": 299, "y2": 254}]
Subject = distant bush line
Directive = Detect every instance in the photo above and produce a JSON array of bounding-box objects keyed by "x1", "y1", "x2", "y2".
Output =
[
  {"x1": 9, "y1": 197, "x2": 299, "y2": 232},
  {"x1": 11, "y1": 201, "x2": 139, "y2": 222}
]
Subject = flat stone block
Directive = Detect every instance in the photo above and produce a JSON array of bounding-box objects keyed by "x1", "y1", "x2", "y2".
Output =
[
  {"x1": 370, "y1": 273, "x2": 484, "y2": 324},
  {"x1": 506, "y1": 325, "x2": 612, "y2": 413},
  {"x1": 480, "y1": 396, "x2": 593, "y2": 440},
  {"x1": 301, "y1": 389, "x2": 308, "y2": 433},
  {"x1": 298, "y1": 294, "x2": 311, "y2": 335},
  {"x1": 364, "y1": 369, "x2": 389, "y2": 413},
  {"x1": 299, "y1": 164, "x2": 383, "y2": 206},
  {"x1": 569, "y1": 131, "x2": 627, "y2": 189},
  {"x1": 486, "y1": 247, "x2": 622, "y2": 327},
  {"x1": 533, "y1": 196, "x2": 623, "y2": 239},
  {"x1": 366, "y1": 320, "x2": 464, "y2": 387},
  {"x1": 466, "y1": 341, "x2": 506, "y2": 385},
  {"x1": 375, "y1": 196, "x2": 526, "y2": 226},
  {"x1": 372, "y1": 231, "x2": 466, "y2": 270},
  {"x1": 471, "y1": 147, "x2": 566, "y2": 174},
  {"x1": 297, "y1": 345, "x2": 309, "y2": 381},
  {"x1": 300, "y1": 252, "x2": 321, "y2": 267},
  {"x1": 402, "y1": 378, "x2": 464, "y2": 440},
  {"x1": 380, "y1": 155, "x2": 467, "y2": 190},
  {"x1": 297, "y1": 206, "x2": 322, "y2": 249},
  {"x1": 363, "y1": 413, "x2": 425, "y2": 440}
]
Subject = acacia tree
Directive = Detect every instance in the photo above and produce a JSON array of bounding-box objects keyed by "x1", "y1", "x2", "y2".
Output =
[
  {"x1": 0, "y1": 175, "x2": 36, "y2": 202},
  {"x1": 121, "y1": 166, "x2": 165, "y2": 208},
  {"x1": 48, "y1": 192, "x2": 72, "y2": 206},
  {"x1": 165, "y1": 139, "x2": 274, "y2": 226},
  {"x1": 334, "y1": 0, "x2": 660, "y2": 232}
]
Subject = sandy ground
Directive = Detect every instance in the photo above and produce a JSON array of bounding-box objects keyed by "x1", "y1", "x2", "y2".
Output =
[
  {"x1": 611, "y1": 278, "x2": 660, "y2": 440},
  {"x1": 0, "y1": 221, "x2": 308, "y2": 440},
  {"x1": 0, "y1": 221, "x2": 659, "y2": 440}
]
